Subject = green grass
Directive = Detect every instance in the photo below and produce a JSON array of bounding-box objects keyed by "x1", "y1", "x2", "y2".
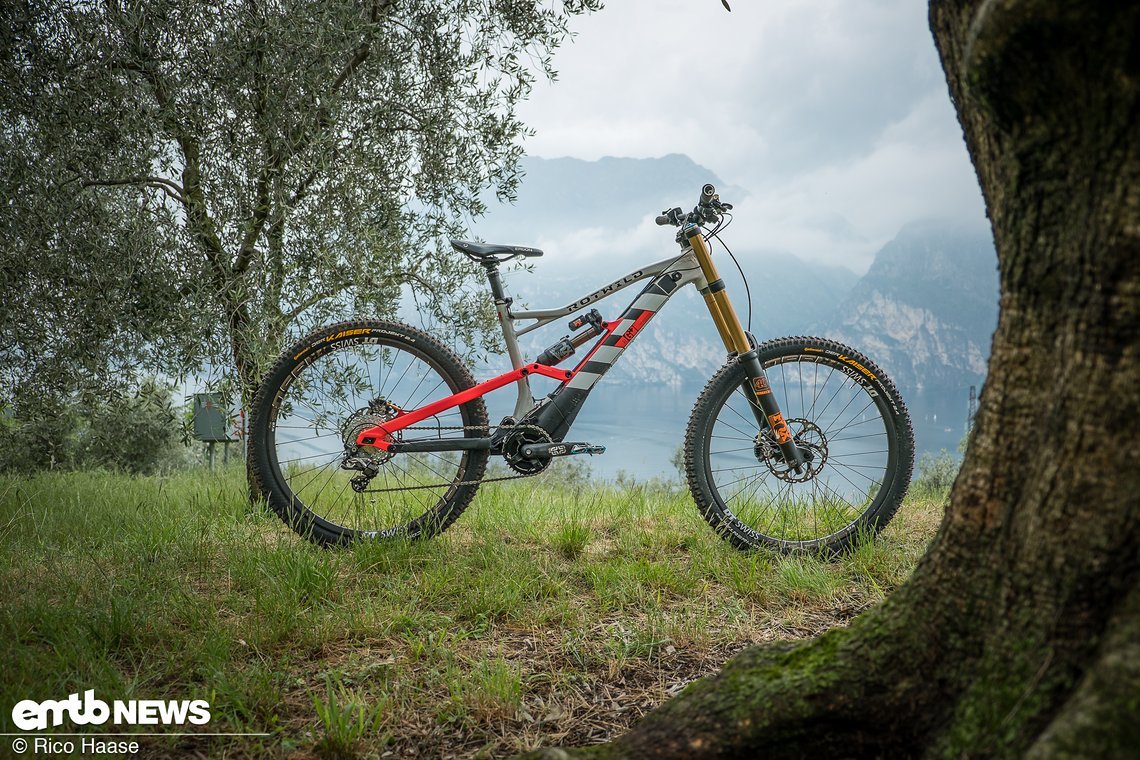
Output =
[
  {"x1": 312, "y1": 675, "x2": 389, "y2": 755},
  {"x1": 0, "y1": 466, "x2": 945, "y2": 758}
]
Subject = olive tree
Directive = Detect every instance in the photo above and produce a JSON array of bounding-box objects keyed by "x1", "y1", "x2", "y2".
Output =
[{"x1": 0, "y1": 0, "x2": 599, "y2": 471}]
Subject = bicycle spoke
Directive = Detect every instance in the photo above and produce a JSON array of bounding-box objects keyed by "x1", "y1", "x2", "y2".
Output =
[
  {"x1": 699, "y1": 346, "x2": 906, "y2": 549},
  {"x1": 267, "y1": 329, "x2": 477, "y2": 538}
]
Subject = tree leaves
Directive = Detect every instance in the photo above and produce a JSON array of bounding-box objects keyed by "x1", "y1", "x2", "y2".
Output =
[{"x1": 1, "y1": 0, "x2": 600, "y2": 415}]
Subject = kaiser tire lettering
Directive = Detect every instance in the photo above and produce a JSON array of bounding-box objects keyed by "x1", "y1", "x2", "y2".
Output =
[
  {"x1": 326, "y1": 327, "x2": 372, "y2": 342},
  {"x1": 837, "y1": 354, "x2": 878, "y2": 381}
]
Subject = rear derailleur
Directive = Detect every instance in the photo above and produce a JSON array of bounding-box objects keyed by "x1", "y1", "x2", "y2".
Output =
[
  {"x1": 342, "y1": 454, "x2": 381, "y2": 493},
  {"x1": 340, "y1": 398, "x2": 400, "y2": 492}
]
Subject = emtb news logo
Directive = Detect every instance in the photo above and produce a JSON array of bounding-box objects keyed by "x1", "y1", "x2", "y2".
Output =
[{"x1": 11, "y1": 690, "x2": 210, "y2": 730}]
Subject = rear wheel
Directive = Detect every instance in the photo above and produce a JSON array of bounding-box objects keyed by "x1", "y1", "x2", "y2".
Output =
[
  {"x1": 685, "y1": 336, "x2": 913, "y2": 553},
  {"x1": 250, "y1": 319, "x2": 488, "y2": 546}
]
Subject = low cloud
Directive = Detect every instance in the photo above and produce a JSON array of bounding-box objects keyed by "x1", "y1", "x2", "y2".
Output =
[{"x1": 514, "y1": 0, "x2": 985, "y2": 270}]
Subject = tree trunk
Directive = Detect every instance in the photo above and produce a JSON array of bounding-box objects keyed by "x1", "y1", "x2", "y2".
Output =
[
  {"x1": 227, "y1": 297, "x2": 270, "y2": 505},
  {"x1": 525, "y1": 2, "x2": 1140, "y2": 757}
]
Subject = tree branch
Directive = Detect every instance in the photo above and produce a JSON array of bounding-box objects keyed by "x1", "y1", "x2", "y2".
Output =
[
  {"x1": 232, "y1": 158, "x2": 275, "y2": 275},
  {"x1": 234, "y1": 8, "x2": 274, "y2": 276},
  {"x1": 124, "y1": 46, "x2": 229, "y2": 287},
  {"x1": 288, "y1": 167, "x2": 321, "y2": 208},
  {"x1": 392, "y1": 270, "x2": 440, "y2": 297},
  {"x1": 281, "y1": 266, "x2": 437, "y2": 323},
  {"x1": 81, "y1": 175, "x2": 187, "y2": 204},
  {"x1": 281, "y1": 0, "x2": 397, "y2": 160},
  {"x1": 237, "y1": 0, "x2": 397, "y2": 276},
  {"x1": 285, "y1": 284, "x2": 348, "y2": 321}
]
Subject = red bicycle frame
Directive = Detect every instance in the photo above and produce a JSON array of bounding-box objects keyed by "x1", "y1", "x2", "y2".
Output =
[{"x1": 355, "y1": 362, "x2": 572, "y2": 450}]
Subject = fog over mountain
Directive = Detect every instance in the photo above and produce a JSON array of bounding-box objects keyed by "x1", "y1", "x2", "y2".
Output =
[{"x1": 471, "y1": 155, "x2": 997, "y2": 396}]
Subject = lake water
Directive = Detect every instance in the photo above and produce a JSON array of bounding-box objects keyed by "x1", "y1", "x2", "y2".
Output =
[{"x1": 481, "y1": 377, "x2": 970, "y2": 480}]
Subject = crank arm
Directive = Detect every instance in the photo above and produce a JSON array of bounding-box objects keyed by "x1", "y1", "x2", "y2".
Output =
[{"x1": 519, "y1": 442, "x2": 607, "y2": 459}]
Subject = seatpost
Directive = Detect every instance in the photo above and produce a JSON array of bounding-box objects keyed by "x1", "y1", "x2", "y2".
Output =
[
  {"x1": 484, "y1": 262, "x2": 509, "y2": 305},
  {"x1": 483, "y1": 261, "x2": 535, "y2": 416}
]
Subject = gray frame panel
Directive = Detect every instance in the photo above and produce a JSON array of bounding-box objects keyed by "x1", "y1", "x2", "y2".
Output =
[{"x1": 495, "y1": 248, "x2": 705, "y2": 417}]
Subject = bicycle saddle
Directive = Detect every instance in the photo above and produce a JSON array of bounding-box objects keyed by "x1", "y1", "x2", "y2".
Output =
[{"x1": 449, "y1": 239, "x2": 544, "y2": 261}]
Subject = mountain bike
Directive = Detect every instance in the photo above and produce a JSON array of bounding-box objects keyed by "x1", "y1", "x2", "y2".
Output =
[{"x1": 250, "y1": 184, "x2": 914, "y2": 553}]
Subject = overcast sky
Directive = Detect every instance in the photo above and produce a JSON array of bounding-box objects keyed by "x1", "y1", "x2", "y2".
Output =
[{"x1": 510, "y1": 0, "x2": 988, "y2": 272}]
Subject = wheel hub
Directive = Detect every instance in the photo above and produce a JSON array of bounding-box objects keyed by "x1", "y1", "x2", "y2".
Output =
[
  {"x1": 341, "y1": 399, "x2": 403, "y2": 491},
  {"x1": 755, "y1": 418, "x2": 828, "y2": 483}
]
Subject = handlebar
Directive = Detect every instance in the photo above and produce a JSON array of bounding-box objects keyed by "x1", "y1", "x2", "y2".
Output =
[{"x1": 655, "y1": 184, "x2": 733, "y2": 227}]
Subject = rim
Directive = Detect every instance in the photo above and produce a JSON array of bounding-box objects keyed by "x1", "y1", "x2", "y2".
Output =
[
  {"x1": 267, "y1": 338, "x2": 472, "y2": 537},
  {"x1": 705, "y1": 354, "x2": 896, "y2": 547}
]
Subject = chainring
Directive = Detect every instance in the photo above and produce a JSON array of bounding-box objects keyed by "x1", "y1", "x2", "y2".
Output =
[{"x1": 501, "y1": 425, "x2": 554, "y2": 475}]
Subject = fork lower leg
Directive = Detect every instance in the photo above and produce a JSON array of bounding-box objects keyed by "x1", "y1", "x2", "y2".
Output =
[{"x1": 686, "y1": 226, "x2": 805, "y2": 468}]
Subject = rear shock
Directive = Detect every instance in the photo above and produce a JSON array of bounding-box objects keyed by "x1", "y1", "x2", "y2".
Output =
[{"x1": 536, "y1": 309, "x2": 605, "y2": 366}]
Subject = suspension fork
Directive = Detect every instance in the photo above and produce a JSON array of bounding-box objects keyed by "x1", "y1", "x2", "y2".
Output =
[{"x1": 686, "y1": 225, "x2": 805, "y2": 468}]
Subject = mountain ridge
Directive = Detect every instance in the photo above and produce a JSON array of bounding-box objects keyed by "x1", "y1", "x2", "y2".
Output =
[
  {"x1": 474, "y1": 154, "x2": 996, "y2": 394},
  {"x1": 822, "y1": 220, "x2": 997, "y2": 391}
]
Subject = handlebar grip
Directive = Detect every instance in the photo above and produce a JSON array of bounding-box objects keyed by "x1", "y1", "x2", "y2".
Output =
[
  {"x1": 700, "y1": 183, "x2": 716, "y2": 204},
  {"x1": 655, "y1": 215, "x2": 671, "y2": 226}
]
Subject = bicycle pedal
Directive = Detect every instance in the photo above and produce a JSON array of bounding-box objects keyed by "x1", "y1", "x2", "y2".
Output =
[{"x1": 519, "y1": 441, "x2": 606, "y2": 459}]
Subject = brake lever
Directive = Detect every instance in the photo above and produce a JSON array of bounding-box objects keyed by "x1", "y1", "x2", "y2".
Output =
[{"x1": 706, "y1": 199, "x2": 733, "y2": 217}]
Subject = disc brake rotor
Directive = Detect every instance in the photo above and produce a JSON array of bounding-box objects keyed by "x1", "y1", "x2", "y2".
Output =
[{"x1": 755, "y1": 417, "x2": 828, "y2": 483}]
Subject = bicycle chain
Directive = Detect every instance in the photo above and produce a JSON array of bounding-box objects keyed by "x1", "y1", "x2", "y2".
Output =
[{"x1": 357, "y1": 423, "x2": 551, "y2": 494}]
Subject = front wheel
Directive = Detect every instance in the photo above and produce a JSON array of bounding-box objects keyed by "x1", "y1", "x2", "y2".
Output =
[{"x1": 685, "y1": 336, "x2": 914, "y2": 554}]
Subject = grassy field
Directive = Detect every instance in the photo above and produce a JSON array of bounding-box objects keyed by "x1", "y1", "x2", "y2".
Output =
[{"x1": 0, "y1": 465, "x2": 945, "y2": 758}]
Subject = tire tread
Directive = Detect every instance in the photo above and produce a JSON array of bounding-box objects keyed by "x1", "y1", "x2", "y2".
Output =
[{"x1": 249, "y1": 319, "x2": 489, "y2": 546}]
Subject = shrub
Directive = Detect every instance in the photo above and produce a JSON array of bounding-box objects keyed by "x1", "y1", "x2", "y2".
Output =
[
  {"x1": 76, "y1": 379, "x2": 184, "y2": 474},
  {"x1": 0, "y1": 379, "x2": 193, "y2": 475},
  {"x1": 913, "y1": 448, "x2": 961, "y2": 498},
  {"x1": 0, "y1": 397, "x2": 81, "y2": 472}
]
